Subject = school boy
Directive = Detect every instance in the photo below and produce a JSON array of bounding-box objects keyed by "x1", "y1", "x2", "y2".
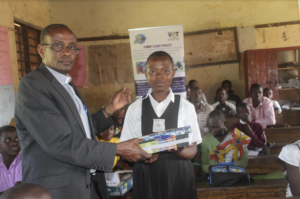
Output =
[
  {"x1": 188, "y1": 79, "x2": 207, "y2": 103},
  {"x1": 190, "y1": 87, "x2": 213, "y2": 134},
  {"x1": 229, "y1": 103, "x2": 266, "y2": 149},
  {"x1": 120, "y1": 51, "x2": 202, "y2": 199},
  {"x1": 0, "y1": 183, "x2": 51, "y2": 199},
  {"x1": 201, "y1": 111, "x2": 250, "y2": 174},
  {"x1": 214, "y1": 80, "x2": 242, "y2": 105},
  {"x1": 243, "y1": 83, "x2": 276, "y2": 128},
  {"x1": 263, "y1": 88, "x2": 282, "y2": 114},
  {"x1": 97, "y1": 125, "x2": 131, "y2": 170},
  {"x1": 0, "y1": 126, "x2": 22, "y2": 193},
  {"x1": 112, "y1": 107, "x2": 125, "y2": 138},
  {"x1": 212, "y1": 88, "x2": 237, "y2": 116}
]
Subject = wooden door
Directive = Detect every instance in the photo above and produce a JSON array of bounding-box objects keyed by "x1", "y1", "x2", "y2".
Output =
[{"x1": 245, "y1": 50, "x2": 279, "y2": 100}]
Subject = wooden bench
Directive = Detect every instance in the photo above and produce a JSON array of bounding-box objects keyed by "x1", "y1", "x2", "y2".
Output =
[
  {"x1": 246, "y1": 155, "x2": 284, "y2": 175},
  {"x1": 265, "y1": 126, "x2": 300, "y2": 154},
  {"x1": 197, "y1": 179, "x2": 287, "y2": 199}
]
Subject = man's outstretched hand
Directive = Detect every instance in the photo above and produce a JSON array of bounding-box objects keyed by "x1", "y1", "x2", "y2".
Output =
[
  {"x1": 105, "y1": 87, "x2": 131, "y2": 114},
  {"x1": 116, "y1": 138, "x2": 151, "y2": 162}
]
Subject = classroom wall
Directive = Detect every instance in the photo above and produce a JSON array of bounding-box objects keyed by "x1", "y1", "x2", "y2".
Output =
[
  {"x1": 48, "y1": 0, "x2": 299, "y2": 108},
  {"x1": 0, "y1": 0, "x2": 50, "y2": 93}
]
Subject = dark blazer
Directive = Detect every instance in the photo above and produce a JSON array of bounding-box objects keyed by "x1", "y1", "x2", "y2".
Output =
[{"x1": 15, "y1": 64, "x2": 116, "y2": 199}]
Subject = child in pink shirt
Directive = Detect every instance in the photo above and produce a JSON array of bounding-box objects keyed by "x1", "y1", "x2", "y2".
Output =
[{"x1": 0, "y1": 125, "x2": 22, "y2": 193}]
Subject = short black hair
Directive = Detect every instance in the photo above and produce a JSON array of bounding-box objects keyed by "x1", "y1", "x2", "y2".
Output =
[
  {"x1": 221, "y1": 80, "x2": 232, "y2": 87},
  {"x1": 0, "y1": 125, "x2": 16, "y2": 137},
  {"x1": 216, "y1": 87, "x2": 226, "y2": 94},
  {"x1": 208, "y1": 110, "x2": 225, "y2": 121},
  {"x1": 40, "y1": 24, "x2": 72, "y2": 44},
  {"x1": 146, "y1": 51, "x2": 174, "y2": 66},
  {"x1": 250, "y1": 83, "x2": 262, "y2": 92},
  {"x1": 263, "y1": 87, "x2": 271, "y2": 92},
  {"x1": 0, "y1": 183, "x2": 50, "y2": 199},
  {"x1": 236, "y1": 102, "x2": 249, "y2": 110},
  {"x1": 191, "y1": 86, "x2": 201, "y2": 92},
  {"x1": 188, "y1": 80, "x2": 198, "y2": 88}
]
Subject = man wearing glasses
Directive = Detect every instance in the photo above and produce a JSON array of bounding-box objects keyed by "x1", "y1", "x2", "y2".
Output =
[{"x1": 14, "y1": 24, "x2": 150, "y2": 199}]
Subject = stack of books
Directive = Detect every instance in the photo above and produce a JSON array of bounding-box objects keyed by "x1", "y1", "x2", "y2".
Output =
[{"x1": 139, "y1": 126, "x2": 192, "y2": 154}]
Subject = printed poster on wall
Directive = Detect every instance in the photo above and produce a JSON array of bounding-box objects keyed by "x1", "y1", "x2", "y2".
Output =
[{"x1": 128, "y1": 25, "x2": 186, "y2": 99}]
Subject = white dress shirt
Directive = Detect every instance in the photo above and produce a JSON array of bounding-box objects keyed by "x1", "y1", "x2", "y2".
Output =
[
  {"x1": 45, "y1": 66, "x2": 92, "y2": 139},
  {"x1": 272, "y1": 100, "x2": 282, "y2": 114},
  {"x1": 120, "y1": 88, "x2": 202, "y2": 145},
  {"x1": 278, "y1": 140, "x2": 300, "y2": 197},
  {"x1": 211, "y1": 101, "x2": 237, "y2": 115}
]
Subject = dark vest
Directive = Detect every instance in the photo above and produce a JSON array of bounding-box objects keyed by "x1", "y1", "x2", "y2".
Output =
[{"x1": 141, "y1": 95, "x2": 181, "y2": 136}]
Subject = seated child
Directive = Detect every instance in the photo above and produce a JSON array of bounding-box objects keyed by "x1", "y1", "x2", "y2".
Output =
[
  {"x1": 112, "y1": 107, "x2": 126, "y2": 138},
  {"x1": 96, "y1": 125, "x2": 131, "y2": 170},
  {"x1": 243, "y1": 83, "x2": 275, "y2": 128},
  {"x1": 190, "y1": 87, "x2": 213, "y2": 134},
  {"x1": 278, "y1": 140, "x2": 300, "y2": 197},
  {"x1": 188, "y1": 79, "x2": 207, "y2": 103},
  {"x1": 214, "y1": 80, "x2": 242, "y2": 106},
  {"x1": 229, "y1": 102, "x2": 266, "y2": 149},
  {"x1": 263, "y1": 88, "x2": 282, "y2": 114},
  {"x1": 212, "y1": 88, "x2": 237, "y2": 116},
  {"x1": 201, "y1": 110, "x2": 250, "y2": 173},
  {"x1": 0, "y1": 183, "x2": 51, "y2": 199},
  {"x1": 0, "y1": 126, "x2": 22, "y2": 193}
]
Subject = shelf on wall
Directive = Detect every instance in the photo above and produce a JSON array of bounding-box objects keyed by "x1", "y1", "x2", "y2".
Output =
[
  {"x1": 278, "y1": 67, "x2": 300, "y2": 70},
  {"x1": 279, "y1": 88, "x2": 300, "y2": 91}
]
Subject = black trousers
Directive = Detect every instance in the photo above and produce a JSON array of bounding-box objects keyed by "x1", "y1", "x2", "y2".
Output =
[{"x1": 90, "y1": 179, "x2": 101, "y2": 199}]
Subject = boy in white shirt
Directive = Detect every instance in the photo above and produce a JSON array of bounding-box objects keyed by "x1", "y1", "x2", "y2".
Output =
[{"x1": 263, "y1": 88, "x2": 282, "y2": 114}]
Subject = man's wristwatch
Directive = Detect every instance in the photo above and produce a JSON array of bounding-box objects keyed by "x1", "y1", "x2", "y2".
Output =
[{"x1": 102, "y1": 106, "x2": 113, "y2": 116}]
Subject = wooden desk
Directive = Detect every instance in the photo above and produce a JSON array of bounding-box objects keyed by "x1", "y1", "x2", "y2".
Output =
[
  {"x1": 246, "y1": 155, "x2": 284, "y2": 175},
  {"x1": 197, "y1": 179, "x2": 287, "y2": 199},
  {"x1": 265, "y1": 126, "x2": 300, "y2": 154},
  {"x1": 265, "y1": 126, "x2": 300, "y2": 143}
]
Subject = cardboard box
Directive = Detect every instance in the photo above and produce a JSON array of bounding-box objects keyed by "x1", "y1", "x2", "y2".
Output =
[
  {"x1": 107, "y1": 176, "x2": 133, "y2": 196},
  {"x1": 105, "y1": 170, "x2": 133, "y2": 196}
]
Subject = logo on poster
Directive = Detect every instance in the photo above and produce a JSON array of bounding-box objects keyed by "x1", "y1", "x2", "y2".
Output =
[
  {"x1": 134, "y1": 34, "x2": 146, "y2": 44},
  {"x1": 168, "y1": 32, "x2": 179, "y2": 40}
]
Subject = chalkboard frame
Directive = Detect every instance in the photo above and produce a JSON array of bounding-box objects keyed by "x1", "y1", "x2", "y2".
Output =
[{"x1": 184, "y1": 27, "x2": 240, "y2": 69}]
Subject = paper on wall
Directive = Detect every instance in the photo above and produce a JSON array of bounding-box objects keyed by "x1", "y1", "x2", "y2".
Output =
[{"x1": 0, "y1": 84, "x2": 15, "y2": 126}]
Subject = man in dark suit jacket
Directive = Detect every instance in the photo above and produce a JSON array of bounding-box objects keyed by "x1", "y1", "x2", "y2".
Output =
[{"x1": 14, "y1": 24, "x2": 150, "y2": 199}]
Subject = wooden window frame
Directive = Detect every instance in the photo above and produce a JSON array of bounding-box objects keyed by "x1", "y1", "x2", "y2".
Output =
[{"x1": 14, "y1": 21, "x2": 42, "y2": 80}]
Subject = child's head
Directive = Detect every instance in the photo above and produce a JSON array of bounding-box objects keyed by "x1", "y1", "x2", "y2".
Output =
[
  {"x1": 263, "y1": 88, "x2": 273, "y2": 99},
  {"x1": 236, "y1": 102, "x2": 252, "y2": 123},
  {"x1": 0, "y1": 125, "x2": 20, "y2": 157},
  {"x1": 188, "y1": 79, "x2": 198, "y2": 88},
  {"x1": 216, "y1": 88, "x2": 228, "y2": 104},
  {"x1": 99, "y1": 125, "x2": 115, "y2": 141},
  {"x1": 221, "y1": 80, "x2": 232, "y2": 93},
  {"x1": 113, "y1": 107, "x2": 125, "y2": 120},
  {"x1": 207, "y1": 110, "x2": 226, "y2": 136},
  {"x1": 250, "y1": 83, "x2": 263, "y2": 104},
  {"x1": 145, "y1": 51, "x2": 175, "y2": 93},
  {"x1": 0, "y1": 183, "x2": 51, "y2": 199},
  {"x1": 190, "y1": 87, "x2": 203, "y2": 104}
]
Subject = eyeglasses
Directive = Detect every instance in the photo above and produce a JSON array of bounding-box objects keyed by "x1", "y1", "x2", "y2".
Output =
[{"x1": 41, "y1": 43, "x2": 81, "y2": 55}]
